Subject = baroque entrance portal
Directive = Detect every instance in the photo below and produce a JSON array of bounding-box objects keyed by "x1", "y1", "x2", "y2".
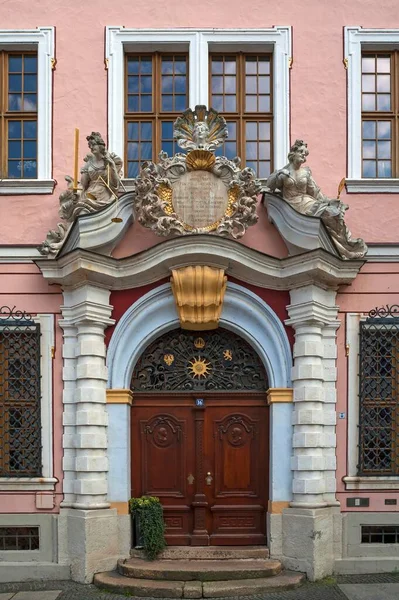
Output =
[{"x1": 130, "y1": 328, "x2": 269, "y2": 546}]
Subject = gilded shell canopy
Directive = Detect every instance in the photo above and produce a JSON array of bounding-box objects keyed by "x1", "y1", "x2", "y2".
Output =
[{"x1": 174, "y1": 105, "x2": 228, "y2": 152}]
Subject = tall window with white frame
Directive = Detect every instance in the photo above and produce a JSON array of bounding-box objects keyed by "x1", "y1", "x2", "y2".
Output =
[
  {"x1": 209, "y1": 53, "x2": 273, "y2": 178},
  {"x1": 124, "y1": 52, "x2": 189, "y2": 178},
  {"x1": 361, "y1": 52, "x2": 398, "y2": 178},
  {"x1": 0, "y1": 51, "x2": 38, "y2": 179}
]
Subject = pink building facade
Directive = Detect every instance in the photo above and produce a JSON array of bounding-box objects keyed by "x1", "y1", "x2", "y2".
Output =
[{"x1": 1, "y1": 0, "x2": 399, "y2": 585}]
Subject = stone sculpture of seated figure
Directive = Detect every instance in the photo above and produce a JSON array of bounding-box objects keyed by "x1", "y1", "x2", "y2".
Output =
[{"x1": 266, "y1": 139, "x2": 367, "y2": 260}]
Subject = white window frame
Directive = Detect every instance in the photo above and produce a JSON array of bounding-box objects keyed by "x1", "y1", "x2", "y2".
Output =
[
  {"x1": 0, "y1": 27, "x2": 55, "y2": 195},
  {"x1": 345, "y1": 26, "x2": 399, "y2": 193},
  {"x1": 0, "y1": 313, "x2": 57, "y2": 491},
  {"x1": 344, "y1": 312, "x2": 399, "y2": 490},
  {"x1": 106, "y1": 26, "x2": 291, "y2": 184}
]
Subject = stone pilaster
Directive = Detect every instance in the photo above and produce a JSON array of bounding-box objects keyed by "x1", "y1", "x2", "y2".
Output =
[
  {"x1": 61, "y1": 284, "x2": 114, "y2": 510},
  {"x1": 282, "y1": 285, "x2": 341, "y2": 580}
]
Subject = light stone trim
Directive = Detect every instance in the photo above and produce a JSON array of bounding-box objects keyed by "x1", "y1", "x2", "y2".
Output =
[
  {"x1": 267, "y1": 388, "x2": 293, "y2": 404},
  {"x1": 110, "y1": 501, "x2": 130, "y2": 515},
  {"x1": 106, "y1": 389, "x2": 133, "y2": 405},
  {"x1": 286, "y1": 285, "x2": 340, "y2": 508},
  {"x1": 268, "y1": 501, "x2": 290, "y2": 513},
  {"x1": 60, "y1": 284, "x2": 115, "y2": 510},
  {"x1": 345, "y1": 26, "x2": 399, "y2": 186},
  {"x1": 106, "y1": 26, "x2": 291, "y2": 173},
  {"x1": 346, "y1": 178, "x2": 399, "y2": 193},
  {"x1": 0, "y1": 28, "x2": 54, "y2": 184}
]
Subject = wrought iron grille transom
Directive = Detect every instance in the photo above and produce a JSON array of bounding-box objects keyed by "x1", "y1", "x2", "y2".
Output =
[
  {"x1": 359, "y1": 304, "x2": 399, "y2": 475},
  {"x1": 131, "y1": 328, "x2": 268, "y2": 392},
  {"x1": 0, "y1": 306, "x2": 41, "y2": 477}
]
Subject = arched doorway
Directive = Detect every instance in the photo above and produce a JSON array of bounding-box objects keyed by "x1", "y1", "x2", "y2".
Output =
[{"x1": 130, "y1": 327, "x2": 269, "y2": 546}]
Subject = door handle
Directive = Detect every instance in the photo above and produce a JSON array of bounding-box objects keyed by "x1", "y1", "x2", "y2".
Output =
[{"x1": 205, "y1": 472, "x2": 213, "y2": 485}]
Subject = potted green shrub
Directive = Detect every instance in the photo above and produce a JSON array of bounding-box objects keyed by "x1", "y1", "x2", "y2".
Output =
[{"x1": 129, "y1": 496, "x2": 166, "y2": 560}]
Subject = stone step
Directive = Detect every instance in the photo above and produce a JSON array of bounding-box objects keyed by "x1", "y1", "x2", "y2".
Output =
[
  {"x1": 94, "y1": 570, "x2": 305, "y2": 598},
  {"x1": 130, "y1": 546, "x2": 270, "y2": 561},
  {"x1": 117, "y1": 558, "x2": 282, "y2": 581}
]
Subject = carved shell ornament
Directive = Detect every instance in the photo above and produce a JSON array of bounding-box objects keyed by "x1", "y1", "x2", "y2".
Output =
[{"x1": 134, "y1": 105, "x2": 261, "y2": 239}]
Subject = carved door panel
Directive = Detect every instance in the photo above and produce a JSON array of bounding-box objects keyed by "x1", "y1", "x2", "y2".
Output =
[
  {"x1": 203, "y1": 400, "x2": 268, "y2": 545},
  {"x1": 131, "y1": 400, "x2": 196, "y2": 545}
]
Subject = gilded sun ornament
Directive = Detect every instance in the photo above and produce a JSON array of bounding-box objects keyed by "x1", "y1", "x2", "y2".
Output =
[{"x1": 188, "y1": 356, "x2": 212, "y2": 379}]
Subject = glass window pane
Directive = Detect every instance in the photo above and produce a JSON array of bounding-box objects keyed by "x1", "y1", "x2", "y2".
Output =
[
  {"x1": 212, "y1": 95, "x2": 223, "y2": 111},
  {"x1": 225, "y1": 142, "x2": 237, "y2": 159},
  {"x1": 246, "y1": 161, "x2": 257, "y2": 173},
  {"x1": 377, "y1": 141, "x2": 391, "y2": 159},
  {"x1": 246, "y1": 96, "x2": 257, "y2": 112},
  {"x1": 174, "y1": 58, "x2": 187, "y2": 74},
  {"x1": 175, "y1": 77, "x2": 186, "y2": 93},
  {"x1": 225, "y1": 59, "x2": 236, "y2": 74},
  {"x1": 212, "y1": 76, "x2": 223, "y2": 93},
  {"x1": 363, "y1": 160, "x2": 376, "y2": 177},
  {"x1": 377, "y1": 57, "x2": 390, "y2": 73},
  {"x1": 225, "y1": 76, "x2": 236, "y2": 93},
  {"x1": 162, "y1": 141, "x2": 173, "y2": 156},
  {"x1": 224, "y1": 96, "x2": 236, "y2": 112},
  {"x1": 9, "y1": 121, "x2": 22, "y2": 139},
  {"x1": 226, "y1": 122, "x2": 237, "y2": 139},
  {"x1": 23, "y1": 141, "x2": 36, "y2": 158},
  {"x1": 211, "y1": 59, "x2": 223, "y2": 74},
  {"x1": 259, "y1": 76, "x2": 270, "y2": 94},
  {"x1": 259, "y1": 161, "x2": 271, "y2": 178},
  {"x1": 128, "y1": 77, "x2": 139, "y2": 93},
  {"x1": 128, "y1": 143, "x2": 139, "y2": 160},
  {"x1": 259, "y1": 142, "x2": 271, "y2": 160},
  {"x1": 128, "y1": 162, "x2": 139, "y2": 178},
  {"x1": 258, "y1": 58, "x2": 270, "y2": 74},
  {"x1": 8, "y1": 55, "x2": 22, "y2": 72},
  {"x1": 162, "y1": 95, "x2": 173, "y2": 111},
  {"x1": 245, "y1": 77, "x2": 257, "y2": 94},
  {"x1": 23, "y1": 95, "x2": 37, "y2": 111},
  {"x1": 8, "y1": 140, "x2": 21, "y2": 159},
  {"x1": 140, "y1": 76, "x2": 152, "y2": 93},
  {"x1": 259, "y1": 122, "x2": 271, "y2": 140},
  {"x1": 362, "y1": 121, "x2": 376, "y2": 139},
  {"x1": 162, "y1": 60, "x2": 174, "y2": 75},
  {"x1": 362, "y1": 57, "x2": 375, "y2": 73},
  {"x1": 162, "y1": 121, "x2": 174, "y2": 139},
  {"x1": 141, "y1": 58, "x2": 152, "y2": 74},
  {"x1": 127, "y1": 122, "x2": 139, "y2": 139},
  {"x1": 363, "y1": 140, "x2": 376, "y2": 159},
  {"x1": 378, "y1": 160, "x2": 392, "y2": 177},
  {"x1": 245, "y1": 58, "x2": 257, "y2": 74},
  {"x1": 8, "y1": 94, "x2": 22, "y2": 111},
  {"x1": 246, "y1": 122, "x2": 257, "y2": 139},
  {"x1": 377, "y1": 75, "x2": 390, "y2": 93},
  {"x1": 8, "y1": 160, "x2": 21, "y2": 177},
  {"x1": 259, "y1": 96, "x2": 270, "y2": 112},
  {"x1": 141, "y1": 122, "x2": 152, "y2": 140},
  {"x1": 141, "y1": 142, "x2": 152, "y2": 159},
  {"x1": 377, "y1": 121, "x2": 391, "y2": 139},
  {"x1": 24, "y1": 56, "x2": 37, "y2": 73},
  {"x1": 246, "y1": 142, "x2": 257, "y2": 160},
  {"x1": 161, "y1": 76, "x2": 173, "y2": 93},
  {"x1": 128, "y1": 96, "x2": 139, "y2": 112},
  {"x1": 24, "y1": 74, "x2": 37, "y2": 92},
  {"x1": 362, "y1": 75, "x2": 375, "y2": 92},
  {"x1": 377, "y1": 94, "x2": 391, "y2": 111},
  {"x1": 140, "y1": 96, "x2": 152, "y2": 112},
  {"x1": 175, "y1": 95, "x2": 187, "y2": 112},
  {"x1": 23, "y1": 160, "x2": 37, "y2": 178},
  {"x1": 127, "y1": 58, "x2": 139, "y2": 74},
  {"x1": 362, "y1": 95, "x2": 376, "y2": 111},
  {"x1": 9, "y1": 74, "x2": 22, "y2": 92}
]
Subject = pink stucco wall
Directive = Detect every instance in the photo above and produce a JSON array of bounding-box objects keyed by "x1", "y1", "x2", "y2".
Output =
[{"x1": 0, "y1": 1, "x2": 398, "y2": 249}]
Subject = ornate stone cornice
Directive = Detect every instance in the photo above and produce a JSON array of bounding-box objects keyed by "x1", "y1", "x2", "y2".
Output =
[{"x1": 35, "y1": 236, "x2": 364, "y2": 291}]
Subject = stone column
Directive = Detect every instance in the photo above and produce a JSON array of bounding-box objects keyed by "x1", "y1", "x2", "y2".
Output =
[
  {"x1": 282, "y1": 284, "x2": 341, "y2": 580},
  {"x1": 58, "y1": 283, "x2": 124, "y2": 583}
]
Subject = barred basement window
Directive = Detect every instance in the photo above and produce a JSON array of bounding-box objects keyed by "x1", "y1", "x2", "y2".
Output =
[
  {"x1": 359, "y1": 305, "x2": 399, "y2": 475},
  {"x1": 0, "y1": 526, "x2": 39, "y2": 550},
  {"x1": 0, "y1": 307, "x2": 41, "y2": 477},
  {"x1": 362, "y1": 525, "x2": 399, "y2": 544}
]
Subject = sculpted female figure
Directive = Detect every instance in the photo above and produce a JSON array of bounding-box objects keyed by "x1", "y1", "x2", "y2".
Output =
[
  {"x1": 266, "y1": 140, "x2": 367, "y2": 260},
  {"x1": 59, "y1": 131, "x2": 122, "y2": 222}
]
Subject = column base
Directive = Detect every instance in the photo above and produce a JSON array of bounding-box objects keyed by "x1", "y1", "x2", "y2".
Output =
[
  {"x1": 58, "y1": 508, "x2": 131, "y2": 583},
  {"x1": 281, "y1": 506, "x2": 342, "y2": 581}
]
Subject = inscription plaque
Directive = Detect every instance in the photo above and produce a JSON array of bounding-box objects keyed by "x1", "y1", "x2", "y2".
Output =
[{"x1": 172, "y1": 171, "x2": 229, "y2": 230}]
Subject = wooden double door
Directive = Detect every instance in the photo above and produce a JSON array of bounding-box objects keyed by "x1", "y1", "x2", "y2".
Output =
[{"x1": 131, "y1": 393, "x2": 269, "y2": 546}]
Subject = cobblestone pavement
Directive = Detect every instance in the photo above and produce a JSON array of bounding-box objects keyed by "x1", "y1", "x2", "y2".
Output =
[{"x1": 1, "y1": 574, "x2": 399, "y2": 600}]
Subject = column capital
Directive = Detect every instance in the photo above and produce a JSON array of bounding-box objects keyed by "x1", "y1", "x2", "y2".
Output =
[{"x1": 286, "y1": 285, "x2": 339, "y2": 328}]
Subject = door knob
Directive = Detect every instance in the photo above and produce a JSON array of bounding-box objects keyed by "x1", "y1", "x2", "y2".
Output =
[{"x1": 205, "y1": 472, "x2": 213, "y2": 485}]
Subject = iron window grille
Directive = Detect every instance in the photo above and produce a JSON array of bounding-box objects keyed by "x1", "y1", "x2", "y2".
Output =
[
  {"x1": 361, "y1": 525, "x2": 399, "y2": 544},
  {"x1": 0, "y1": 526, "x2": 39, "y2": 550},
  {"x1": 0, "y1": 306, "x2": 41, "y2": 477},
  {"x1": 359, "y1": 304, "x2": 399, "y2": 475}
]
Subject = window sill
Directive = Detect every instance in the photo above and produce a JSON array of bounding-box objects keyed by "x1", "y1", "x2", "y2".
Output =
[
  {"x1": 0, "y1": 179, "x2": 56, "y2": 195},
  {"x1": 343, "y1": 476, "x2": 399, "y2": 490},
  {"x1": 0, "y1": 477, "x2": 58, "y2": 491},
  {"x1": 345, "y1": 178, "x2": 399, "y2": 193}
]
